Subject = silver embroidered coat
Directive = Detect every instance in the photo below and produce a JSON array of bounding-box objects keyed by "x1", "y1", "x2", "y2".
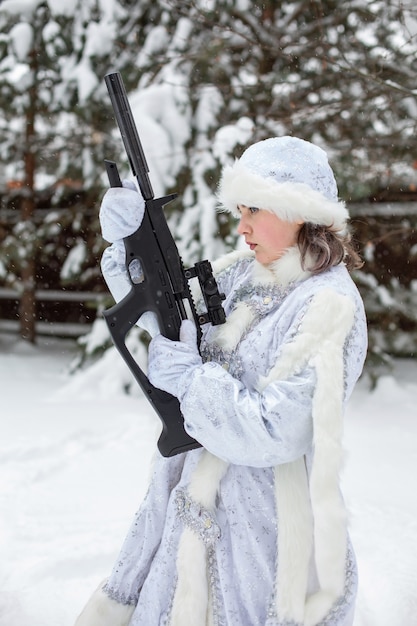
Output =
[{"x1": 91, "y1": 248, "x2": 367, "y2": 626}]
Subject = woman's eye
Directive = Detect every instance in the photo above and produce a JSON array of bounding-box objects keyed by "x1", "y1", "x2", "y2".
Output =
[{"x1": 249, "y1": 206, "x2": 259, "y2": 214}]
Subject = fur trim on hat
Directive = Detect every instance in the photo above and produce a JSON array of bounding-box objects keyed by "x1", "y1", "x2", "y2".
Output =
[
  {"x1": 217, "y1": 161, "x2": 349, "y2": 231},
  {"x1": 74, "y1": 580, "x2": 135, "y2": 626}
]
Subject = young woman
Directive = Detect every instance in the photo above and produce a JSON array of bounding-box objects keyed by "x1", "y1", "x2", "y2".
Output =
[{"x1": 75, "y1": 136, "x2": 367, "y2": 626}]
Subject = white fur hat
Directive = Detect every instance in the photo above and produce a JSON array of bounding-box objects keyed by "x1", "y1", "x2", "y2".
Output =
[{"x1": 217, "y1": 136, "x2": 349, "y2": 231}]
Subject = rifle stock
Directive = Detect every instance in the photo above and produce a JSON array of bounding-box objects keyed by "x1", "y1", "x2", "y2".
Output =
[{"x1": 103, "y1": 72, "x2": 226, "y2": 457}]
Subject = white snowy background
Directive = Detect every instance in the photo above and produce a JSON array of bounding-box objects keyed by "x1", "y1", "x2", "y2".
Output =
[
  {"x1": 0, "y1": 3, "x2": 417, "y2": 625},
  {"x1": 0, "y1": 329, "x2": 416, "y2": 626}
]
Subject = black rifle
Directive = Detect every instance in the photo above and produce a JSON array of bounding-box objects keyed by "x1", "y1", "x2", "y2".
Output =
[{"x1": 102, "y1": 71, "x2": 226, "y2": 457}]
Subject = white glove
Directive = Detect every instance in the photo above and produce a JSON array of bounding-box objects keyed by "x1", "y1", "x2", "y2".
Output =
[
  {"x1": 148, "y1": 320, "x2": 202, "y2": 398},
  {"x1": 99, "y1": 180, "x2": 145, "y2": 243}
]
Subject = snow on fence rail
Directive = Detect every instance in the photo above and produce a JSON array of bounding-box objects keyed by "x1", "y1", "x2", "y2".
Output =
[
  {"x1": 0, "y1": 287, "x2": 107, "y2": 337},
  {"x1": 0, "y1": 287, "x2": 105, "y2": 302}
]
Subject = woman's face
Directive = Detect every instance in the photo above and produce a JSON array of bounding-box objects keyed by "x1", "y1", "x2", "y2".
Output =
[{"x1": 237, "y1": 205, "x2": 301, "y2": 266}]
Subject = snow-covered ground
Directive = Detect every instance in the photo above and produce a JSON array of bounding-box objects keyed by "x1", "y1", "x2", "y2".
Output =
[{"x1": 0, "y1": 331, "x2": 416, "y2": 626}]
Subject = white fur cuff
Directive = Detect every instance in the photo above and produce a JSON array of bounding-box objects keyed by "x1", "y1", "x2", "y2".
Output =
[{"x1": 74, "y1": 580, "x2": 135, "y2": 626}]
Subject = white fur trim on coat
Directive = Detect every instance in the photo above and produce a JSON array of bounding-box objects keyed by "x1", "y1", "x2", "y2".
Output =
[
  {"x1": 274, "y1": 458, "x2": 313, "y2": 622},
  {"x1": 210, "y1": 301, "x2": 256, "y2": 352},
  {"x1": 170, "y1": 451, "x2": 228, "y2": 626},
  {"x1": 260, "y1": 288, "x2": 356, "y2": 624},
  {"x1": 74, "y1": 580, "x2": 135, "y2": 626},
  {"x1": 217, "y1": 161, "x2": 349, "y2": 231}
]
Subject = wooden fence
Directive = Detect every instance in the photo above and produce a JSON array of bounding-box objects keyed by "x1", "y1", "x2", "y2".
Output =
[{"x1": 0, "y1": 287, "x2": 107, "y2": 337}]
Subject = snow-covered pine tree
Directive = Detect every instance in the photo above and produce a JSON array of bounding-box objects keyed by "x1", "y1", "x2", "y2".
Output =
[
  {"x1": 0, "y1": 2, "x2": 53, "y2": 340},
  {"x1": 0, "y1": 0, "x2": 136, "y2": 340},
  {"x1": 110, "y1": 0, "x2": 417, "y2": 368},
  {"x1": 0, "y1": 0, "x2": 416, "y2": 359},
  {"x1": 109, "y1": 0, "x2": 417, "y2": 260}
]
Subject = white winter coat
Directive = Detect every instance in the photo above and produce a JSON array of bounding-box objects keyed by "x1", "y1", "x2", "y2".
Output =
[{"x1": 75, "y1": 245, "x2": 367, "y2": 626}]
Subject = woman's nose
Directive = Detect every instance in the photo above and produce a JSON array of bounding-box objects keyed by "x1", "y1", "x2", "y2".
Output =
[{"x1": 237, "y1": 215, "x2": 249, "y2": 235}]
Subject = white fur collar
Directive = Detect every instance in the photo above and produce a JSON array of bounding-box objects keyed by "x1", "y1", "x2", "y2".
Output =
[
  {"x1": 212, "y1": 246, "x2": 311, "y2": 289},
  {"x1": 252, "y1": 246, "x2": 312, "y2": 287},
  {"x1": 209, "y1": 247, "x2": 310, "y2": 352},
  {"x1": 211, "y1": 249, "x2": 253, "y2": 275}
]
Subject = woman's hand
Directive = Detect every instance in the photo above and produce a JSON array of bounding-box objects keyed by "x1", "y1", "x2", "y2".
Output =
[
  {"x1": 148, "y1": 320, "x2": 202, "y2": 397},
  {"x1": 99, "y1": 180, "x2": 145, "y2": 243}
]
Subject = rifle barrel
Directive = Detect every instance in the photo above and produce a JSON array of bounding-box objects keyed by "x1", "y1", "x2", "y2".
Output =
[{"x1": 104, "y1": 72, "x2": 154, "y2": 200}]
